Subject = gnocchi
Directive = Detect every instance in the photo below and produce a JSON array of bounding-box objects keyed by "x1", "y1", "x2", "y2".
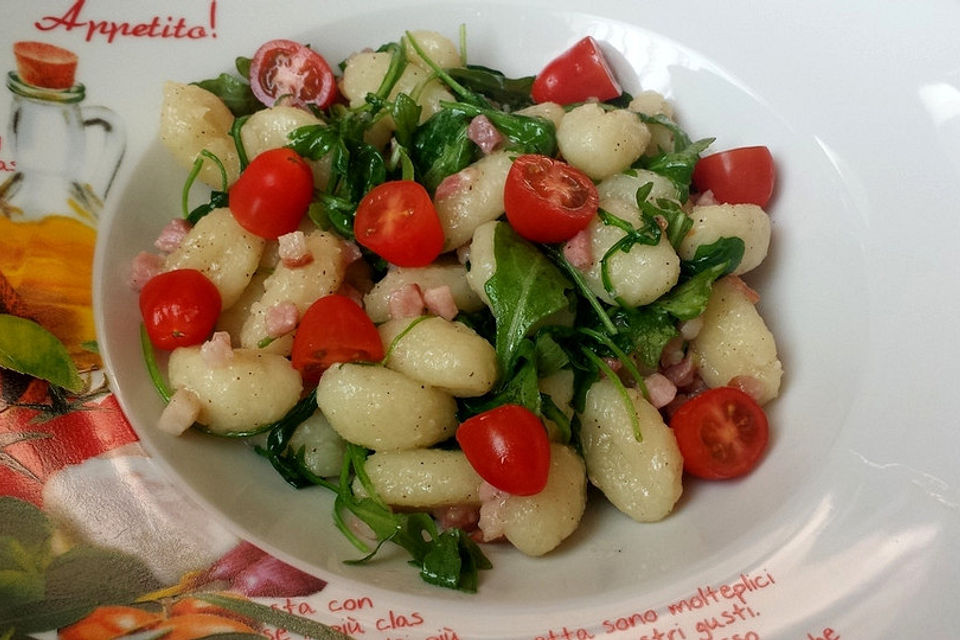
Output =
[
  {"x1": 163, "y1": 207, "x2": 264, "y2": 310},
  {"x1": 168, "y1": 346, "x2": 302, "y2": 435},
  {"x1": 689, "y1": 276, "x2": 783, "y2": 405},
  {"x1": 316, "y1": 363, "x2": 458, "y2": 451},
  {"x1": 579, "y1": 379, "x2": 683, "y2": 522}
]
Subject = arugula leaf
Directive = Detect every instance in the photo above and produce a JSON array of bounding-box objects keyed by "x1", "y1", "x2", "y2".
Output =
[
  {"x1": 608, "y1": 306, "x2": 678, "y2": 369},
  {"x1": 441, "y1": 101, "x2": 556, "y2": 156},
  {"x1": 391, "y1": 92, "x2": 422, "y2": 148},
  {"x1": 681, "y1": 236, "x2": 745, "y2": 278},
  {"x1": 329, "y1": 447, "x2": 491, "y2": 592},
  {"x1": 484, "y1": 224, "x2": 573, "y2": 373},
  {"x1": 640, "y1": 137, "x2": 714, "y2": 202},
  {"x1": 639, "y1": 194, "x2": 693, "y2": 251},
  {"x1": 193, "y1": 73, "x2": 261, "y2": 117},
  {"x1": 637, "y1": 112, "x2": 693, "y2": 151},
  {"x1": 412, "y1": 108, "x2": 477, "y2": 191},
  {"x1": 255, "y1": 395, "x2": 323, "y2": 488},
  {"x1": 447, "y1": 65, "x2": 535, "y2": 110}
]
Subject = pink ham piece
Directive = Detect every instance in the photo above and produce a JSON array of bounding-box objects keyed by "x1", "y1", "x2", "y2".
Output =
[
  {"x1": 200, "y1": 331, "x2": 234, "y2": 368},
  {"x1": 278, "y1": 230, "x2": 313, "y2": 268},
  {"x1": 477, "y1": 482, "x2": 509, "y2": 542},
  {"x1": 662, "y1": 355, "x2": 697, "y2": 388},
  {"x1": 423, "y1": 285, "x2": 458, "y2": 321},
  {"x1": 153, "y1": 218, "x2": 192, "y2": 253},
  {"x1": 562, "y1": 228, "x2": 593, "y2": 269},
  {"x1": 694, "y1": 189, "x2": 718, "y2": 207},
  {"x1": 157, "y1": 387, "x2": 201, "y2": 436},
  {"x1": 129, "y1": 251, "x2": 164, "y2": 291},
  {"x1": 387, "y1": 283, "x2": 425, "y2": 319},
  {"x1": 467, "y1": 114, "x2": 504, "y2": 154},
  {"x1": 340, "y1": 239, "x2": 363, "y2": 267},
  {"x1": 265, "y1": 302, "x2": 299, "y2": 338},
  {"x1": 431, "y1": 504, "x2": 480, "y2": 531},
  {"x1": 643, "y1": 372, "x2": 677, "y2": 409},
  {"x1": 727, "y1": 274, "x2": 760, "y2": 304},
  {"x1": 728, "y1": 375, "x2": 766, "y2": 404}
]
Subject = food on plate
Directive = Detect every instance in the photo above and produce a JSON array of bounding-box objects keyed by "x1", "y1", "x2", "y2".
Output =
[{"x1": 132, "y1": 29, "x2": 783, "y2": 591}]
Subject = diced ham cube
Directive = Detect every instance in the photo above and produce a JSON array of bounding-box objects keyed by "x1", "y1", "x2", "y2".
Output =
[
  {"x1": 387, "y1": 283, "x2": 425, "y2": 319},
  {"x1": 562, "y1": 229, "x2": 593, "y2": 269},
  {"x1": 129, "y1": 251, "x2": 165, "y2": 291},
  {"x1": 423, "y1": 285, "x2": 458, "y2": 321},
  {"x1": 728, "y1": 375, "x2": 766, "y2": 404},
  {"x1": 154, "y1": 218, "x2": 192, "y2": 253},
  {"x1": 157, "y1": 387, "x2": 201, "y2": 436},
  {"x1": 431, "y1": 505, "x2": 480, "y2": 531},
  {"x1": 467, "y1": 114, "x2": 504, "y2": 154},
  {"x1": 662, "y1": 355, "x2": 697, "y2": 388},
  {"x1": 644, "y1": 372, "x2": 677, "y2": 409},
  {"x1": 278, "y1": 230, "x2": 313, "y2": 268},
  {"x1": 727, "y1": 275, "x2": 760, "y2": 304},
  {"x1": 265, "y1": 302, "x2": 299, "y2": 338},
  {"x1": 340, "y1": 240, "x2": 363, "y2": 266},
  {"x1": 201, "y1": 331, "x2": 234, "y2": 368}
]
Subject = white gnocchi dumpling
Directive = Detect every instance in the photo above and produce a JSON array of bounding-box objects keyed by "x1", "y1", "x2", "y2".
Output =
[
  {"x1": 288, "y1": 410, "x2": 348, "y2": 479},
  {"x1": 316, "y1": 363, "x2": 458, "y2": 451},
  {"x1": 557, "y1": 103, "x2": 650, "y2": 180},
  {"x1": 159, "y1": 82, "x2": 240, "y2": 188},
  {"x1": 579, "y1": 198, "x2": 681, "y2": 306},
  {"x1": 379, "y1": 316, "x2": 498, "y2": 397},
  {"x1": 628, "y1": 90, "x2": 675, "y2": 156},
  {"x1": 497, "y1": 444, "x2": 587, "y2": 556},
  {"x1": 239, "y1": 230, "x2": 346, "y2": 354},
  {"x1": 689, "y1": 276, "x2": 783, "y2": 405},
  {"x1": 363, "y1": 261, "x2": 483, "y2": 323},
  {"x1": 403, "y1": 30, "x2": 462, "y2": 69},
  {"x1": 679, "y1": 204, "x2": 771, "y2": 275},
  {"x1": 537, "y1": 368, "x2": 575, "y2": 443},
  {"x1": 339, "y1": 50, "x2": 454, "y2": 146},
  {"x1": 239, "y1": 106, "x2": 332, "y2": 189},
  {"x1": 515, "y1": 101, "x2": 565, "y2": 130},
  {"x1": 435, "y1": 151, "x2": 513, "y2": 251},
  {"x1": 163, "y1": 208, "x2": 265, "y2": 310},
  {"x1": 463, "y1": 220, "x2": 500, "y2": 308},
  {"x1": 168, "y1": 347, "x2": 302, "y2": 435},
  {"x1": 354, "y1": 449, "x2": 483, "y2": 508},
  {"x1": 596, "y1": 169, "x2": 678, "y2": 205},
  {"x1": 579, "y1": 378, "x2": 683, "y2": 522}
]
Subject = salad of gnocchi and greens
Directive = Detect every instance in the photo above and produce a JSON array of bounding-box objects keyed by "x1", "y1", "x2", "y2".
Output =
[{"x1": 134, "y1": 28, "x2": 783, "y2": 592}]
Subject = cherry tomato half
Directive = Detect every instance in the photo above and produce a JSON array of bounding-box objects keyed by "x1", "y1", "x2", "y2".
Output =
[
  {"x1": 456, "y1": 404, "x2": 551, "y2": 496},
  {"x1": 249, "y1": 39, "x2": 339, "y2": 109},
  {"x1": 504, "y1": 154, "x2": 599, "y2": 243},
  {"x1": 669, "y1": 387, "x2": 770, "y2": 480},
  {"x1": 531, "y1": 36, "x2": 622, "y2": 105},
  {"x1": 291, "y1": 295, "x2": 384, "y2": 386},
  {"x1": 353, "y1": 180, "x2": 445, "y2": 267},
  {"x1": 229, "y1": 148, "x2": 314, "y2": 239},
  {"x1": 139, "y1": 269, "x2": 221, "y2": 350},
  {"x1": 692, "y1": 146, "x2": 776, "y2": 208}
]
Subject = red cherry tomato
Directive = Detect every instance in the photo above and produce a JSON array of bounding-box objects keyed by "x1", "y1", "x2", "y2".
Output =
[
  {"x1": 504, "y1": 154, "x2": 599, "y2": 243},
  {"x1": 249, "y1": 39, "x2": 339, "y2": 109},
  {"x1": 291, "y1": 295, "x2": 384, "y2": 386},
  {"x1": 139, "y1": 269, "x2": 221, "y2": 350},
  {"x1": 669, "y1": 387, "x2": 770, "y2": 480},
  {"x1": 692, "y1": 146, "x2": 776, "y2": 208},
  {"x1": 353, "y1": 180, "x2": 444, "y2": 267},
  {"x1": 531, "y1": 36, "x2": 622, "y2": 105},
  {"x1": 456, "y1": 404, "x2": 551, "y2": 496},
  {"x1": 229, "y1": 148, "x2": 314, "y2": 239}
]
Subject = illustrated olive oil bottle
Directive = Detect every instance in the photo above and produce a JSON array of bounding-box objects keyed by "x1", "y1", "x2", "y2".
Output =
[{"x1": 0, "y1": 42, "x2": 124, "y2": 373}]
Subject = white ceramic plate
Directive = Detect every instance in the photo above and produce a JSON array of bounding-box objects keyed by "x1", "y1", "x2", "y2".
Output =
[{"x1": 43, "y1": 0, "x2": 957, "y2": 635}]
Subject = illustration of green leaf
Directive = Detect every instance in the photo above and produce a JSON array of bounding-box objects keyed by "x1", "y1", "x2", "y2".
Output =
[
  {"x1": 197, "y1": 593, "x2": 353, "y2": 640},
  {"x1": 0, "y1": 315, "x2": 84, "y2": 393},
  {"x1": 0, "y1": 545, "x2": 162, "y2": 633}
]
